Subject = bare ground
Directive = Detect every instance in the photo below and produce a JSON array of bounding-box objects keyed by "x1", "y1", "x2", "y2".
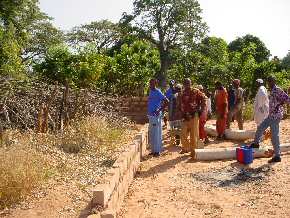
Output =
[{"x1": 119, "y1": 120, "x2": 290, "y2": 218}]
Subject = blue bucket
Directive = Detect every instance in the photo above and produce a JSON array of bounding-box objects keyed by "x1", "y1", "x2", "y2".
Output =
[{"x1": 236, "y1": 145, "x2": 253, "y2": 164}]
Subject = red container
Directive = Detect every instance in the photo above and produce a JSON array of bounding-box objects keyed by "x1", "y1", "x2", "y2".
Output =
[{"x1": 236, "y1": 146, "x2": 253, "y2": 164}]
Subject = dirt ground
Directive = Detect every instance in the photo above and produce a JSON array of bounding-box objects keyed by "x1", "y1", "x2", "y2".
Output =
[
  {"x1": 1, "y1": 120, "x2": 289, "y2": 218},
  {"x1": 119, "y1": 120, "x2": 290, "y2": 218}
]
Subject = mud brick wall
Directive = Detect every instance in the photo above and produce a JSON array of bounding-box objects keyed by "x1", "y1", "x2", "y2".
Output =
[{"x1": 119, "y1": 97, "x2": 148, "y2": 124}]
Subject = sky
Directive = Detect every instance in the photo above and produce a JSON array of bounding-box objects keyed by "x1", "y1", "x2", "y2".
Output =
[{"x1": 39, "y1": 0, "x2": 290, "y2": 58}]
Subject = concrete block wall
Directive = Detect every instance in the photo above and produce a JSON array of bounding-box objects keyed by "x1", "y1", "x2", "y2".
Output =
[
  {"x1": 118, "y1": 97, "x2": 148, "y2": 124},
  {"x1": 91, "y1": 125, "x2": 148, "y2": 218}
]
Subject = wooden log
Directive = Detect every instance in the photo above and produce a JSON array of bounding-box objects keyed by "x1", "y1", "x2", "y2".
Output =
[{"x1": 194, "y1": 144, "x2": 290, "y2": 161}]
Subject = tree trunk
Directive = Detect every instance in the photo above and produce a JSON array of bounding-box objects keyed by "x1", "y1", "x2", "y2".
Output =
[{"x1": 157, "y1": 47, "x2": 170, "y2": 89}]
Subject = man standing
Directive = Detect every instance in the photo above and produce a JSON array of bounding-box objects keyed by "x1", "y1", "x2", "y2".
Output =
[
  {"x1": 180, "y1": 78, "x2": 206, "y2": 156},
  {"x1": 169, "y1": 84, "x2": 183, "y2": 145},
  {"x1": 228, "y1": 84, "x2": 235, "y2": 114},
  {"x1": 254, "y1": 79, "x2": 269, "y2": 127},
  {"x1": 251, "y1": 76, "x2": 290, "y2": 163},
  {"x1": 215, "y1": 82, "x2": 228, "y2": 139},
  {"x1": 165, "y1": 80, "x2": 176, "y2": 129},
  {"x1": 147, "y1": 79, "x2": 169, "y2": 156},
  {"x1": 227, "y1": 79, "x2": 244, "y2": 130}
]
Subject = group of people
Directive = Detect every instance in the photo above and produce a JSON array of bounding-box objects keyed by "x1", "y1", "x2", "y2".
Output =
[{"x1": 147, "y1": 76, "x2": 290, "y2": 163}]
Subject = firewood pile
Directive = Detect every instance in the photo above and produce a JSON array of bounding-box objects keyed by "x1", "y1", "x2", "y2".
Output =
[{"x1": 0, "y1": 77, "x2": 130, "y2": 132}]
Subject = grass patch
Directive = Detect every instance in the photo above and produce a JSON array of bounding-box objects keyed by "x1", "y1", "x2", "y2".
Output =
[
  {"x1": 57, "y1": 116, "x2": 128, "y2": 154},
  {"x1": 0, "y1": 147, "x2": 49, "y2": 209},
  {"x1": 0, "y1": 115, "x2": 135, "y2": 210}
]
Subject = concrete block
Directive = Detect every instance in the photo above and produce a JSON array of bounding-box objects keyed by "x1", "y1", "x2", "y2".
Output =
[
  {"x1": 113, "y1": 157, "x2": 127, "y2": 176},
  {"x1": 134, "y1": 134, "x2": 142, "y2": 145},
  {"x1": 92, "y1": 184, "x2": 110, "y2": 207},
  {"x1": 91, "y1": 125, "x2": 148, "y2": 217},
  {"x1": 101, "y1": 210, "x2": 116, "y2": 218},
  {"x1": 107, "y1": 188, "x2": 118, "y2": 210},
  {"x1": 106, "y1": 168, "x2": 120, "y2": 193}
]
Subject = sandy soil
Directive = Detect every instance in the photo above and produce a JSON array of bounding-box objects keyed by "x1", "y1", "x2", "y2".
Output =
[
  {"x1": 0, "y1": 126, "x2": 141, "y2": 218},
  {"x1": 119, "y1": 119, "x2": 290, "y2": 218}
]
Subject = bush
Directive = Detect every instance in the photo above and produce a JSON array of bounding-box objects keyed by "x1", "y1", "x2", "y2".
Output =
[
  {"x1": 58, "y1": 116, "x2": 126, "y2": 154},
  {"x1": 0, "y1": 115, "x2": 134, "y2": 209},
  {"x1": 0, "y1": 147, "x2": 48, "y2": 209},
  {"x1": 243, "y1": 101, "x2": 254, "y2": 121}
]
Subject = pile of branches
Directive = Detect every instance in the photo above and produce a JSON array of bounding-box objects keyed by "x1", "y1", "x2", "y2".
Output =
[{"x1": 0, "y1": 77, "x2": 130, "y2": 132}]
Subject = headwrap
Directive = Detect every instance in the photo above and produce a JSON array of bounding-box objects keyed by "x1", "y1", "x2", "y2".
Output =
[
  {"x1": 233, "y1": 79, "x2": 240, "y2": 86},
  {"x1": 169, "y1": 80, "x2": 175, "y2": 85},
  {"x1": 196, "y1": 85, "x2": 204, "y2": 90}
]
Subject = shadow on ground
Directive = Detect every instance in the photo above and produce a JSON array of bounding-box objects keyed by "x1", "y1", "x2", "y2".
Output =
[
  {"x1": 137, "y1": 145, "x2": 190, "y2": 179},
  {"x1": 189, "y1": 162, "x2": 273, "y2": 188}
]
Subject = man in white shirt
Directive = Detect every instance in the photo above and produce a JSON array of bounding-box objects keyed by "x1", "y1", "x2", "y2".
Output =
[{"x1": 254, "y1": 79, "x2": 269, "y2": 127}]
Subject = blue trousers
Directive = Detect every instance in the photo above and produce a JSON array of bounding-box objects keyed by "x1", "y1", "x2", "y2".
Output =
[
  {"x1": 254, "y1": 117, "x2": 281, "y2": 157},
  {"x1": 148, "y1": 114, "x2": 162, "y2": 154}
]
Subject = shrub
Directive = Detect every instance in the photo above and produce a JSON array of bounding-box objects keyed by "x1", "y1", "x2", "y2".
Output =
[
  {"x1": 243, "y1": 101, "x2": 254, "y2": 121},
  {"x1": 0, "y1": 115, "x2": 134, "y2": 209},
  {"x1": 0, "y1": 147, "x2": 48, "y2": 209},
  {"x1": 57, "y1": 116, "x2": 127, "y2": 154}
]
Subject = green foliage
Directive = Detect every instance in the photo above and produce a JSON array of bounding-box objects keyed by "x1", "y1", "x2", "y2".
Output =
[
  {"x1": 0, "y1": 24, "x2": 25, "y2": 79},
  {"x1": 243, "y1": 101, "x2": 254, "y2": 121},
  {"x1": 168, "y1": 37, "x2": 230, "y2": 90},
  {"x1": 228, "y1": 34, "x2": 270, "y2": 63},
  {"x1": 23, "y1": 21, "x2": 64, "y2": 62},
  {"x1": 282, "y1": 51, "x2": 290, "y2": 70},
  {"x1": 75, "y1": 48, "x2": 108, "y2": 87},
  {"x1": 66, "y1": 20, "x2": 120, "y2": 53},
  {"x1": 0, "y1": 0, "x2": 63, "y2": 79},
  {"x1": 98, "y1": 40, "x2": 160, "y2": 95},
  {"x1": 196, "y1": 37, "x2": 230, "y2": 89},
  {"x1": 1, "y1": 0, "x2": 288, "y2": 98},
  {"x1": 34, "y1": 45, "x2": 73, "y2": 83},
  {"x1": 34, "y1": 45, "x2": 107, "y2": 88},
  {"x1": 273, "y1": 70, "x2": 290, "y2": 89}
]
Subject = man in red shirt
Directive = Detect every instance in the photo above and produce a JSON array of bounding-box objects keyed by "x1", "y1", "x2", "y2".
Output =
[{"x1": 180, "y1": 78, "x2": 206, "y2": 157}]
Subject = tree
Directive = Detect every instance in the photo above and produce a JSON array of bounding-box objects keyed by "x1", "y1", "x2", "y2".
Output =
[
  {"x1": 198, "y1": 37, "x2": 229, "y2": 65},
  {"x1": 167, "y1": 49, "x2": 204, "y2": 84},
  {"x1": 228, "y1": 34, "x2": 270, "y2": 63},
  {"x1": 282, "y1": 51, "x2": 290, "y2": 70},
  {"x1": 0, "y1": 24, "x2": 24, "y2": 79},
  {"x1": 0, "y1": 0, "x2": 49, "y2": 46},
  {"x1": 98, "y1": 40, "x2": 160, "y2": 95},
  {"x1": 122, "y1": 0, "x2": 208, "y2": 86},
  {"x1": 23, "y1": 21, "x2": 64, "y2": 62},
  {"x1": 67, "y1": 20, "x2": 121, "y2": 53},
  {"x1": 33, "y1": 45, "x2": 73, "y2": 83},
  {"x1": 0, "y1": 0, "x2": 62, "y2": 77},
  {"x1": 167, "y1": 37, "x2": 230, "y2": 89},
  {"x1": 34, "y1": 45, "x2": 107, "y2": 88}
]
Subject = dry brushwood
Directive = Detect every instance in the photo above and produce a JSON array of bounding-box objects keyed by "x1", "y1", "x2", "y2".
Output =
[{"x1": 0, "y1": 77, "x2": 133, "y2": 132}]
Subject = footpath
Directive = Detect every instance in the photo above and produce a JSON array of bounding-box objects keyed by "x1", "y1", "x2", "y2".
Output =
[{"x1": 118, "y1": 121, "x2": 290, "y2": 218}]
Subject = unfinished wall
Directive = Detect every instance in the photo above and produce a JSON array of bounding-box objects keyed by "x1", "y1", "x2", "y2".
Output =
[{"x1": 118, "y1": 97, "x2": 148, "y2": 124}]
